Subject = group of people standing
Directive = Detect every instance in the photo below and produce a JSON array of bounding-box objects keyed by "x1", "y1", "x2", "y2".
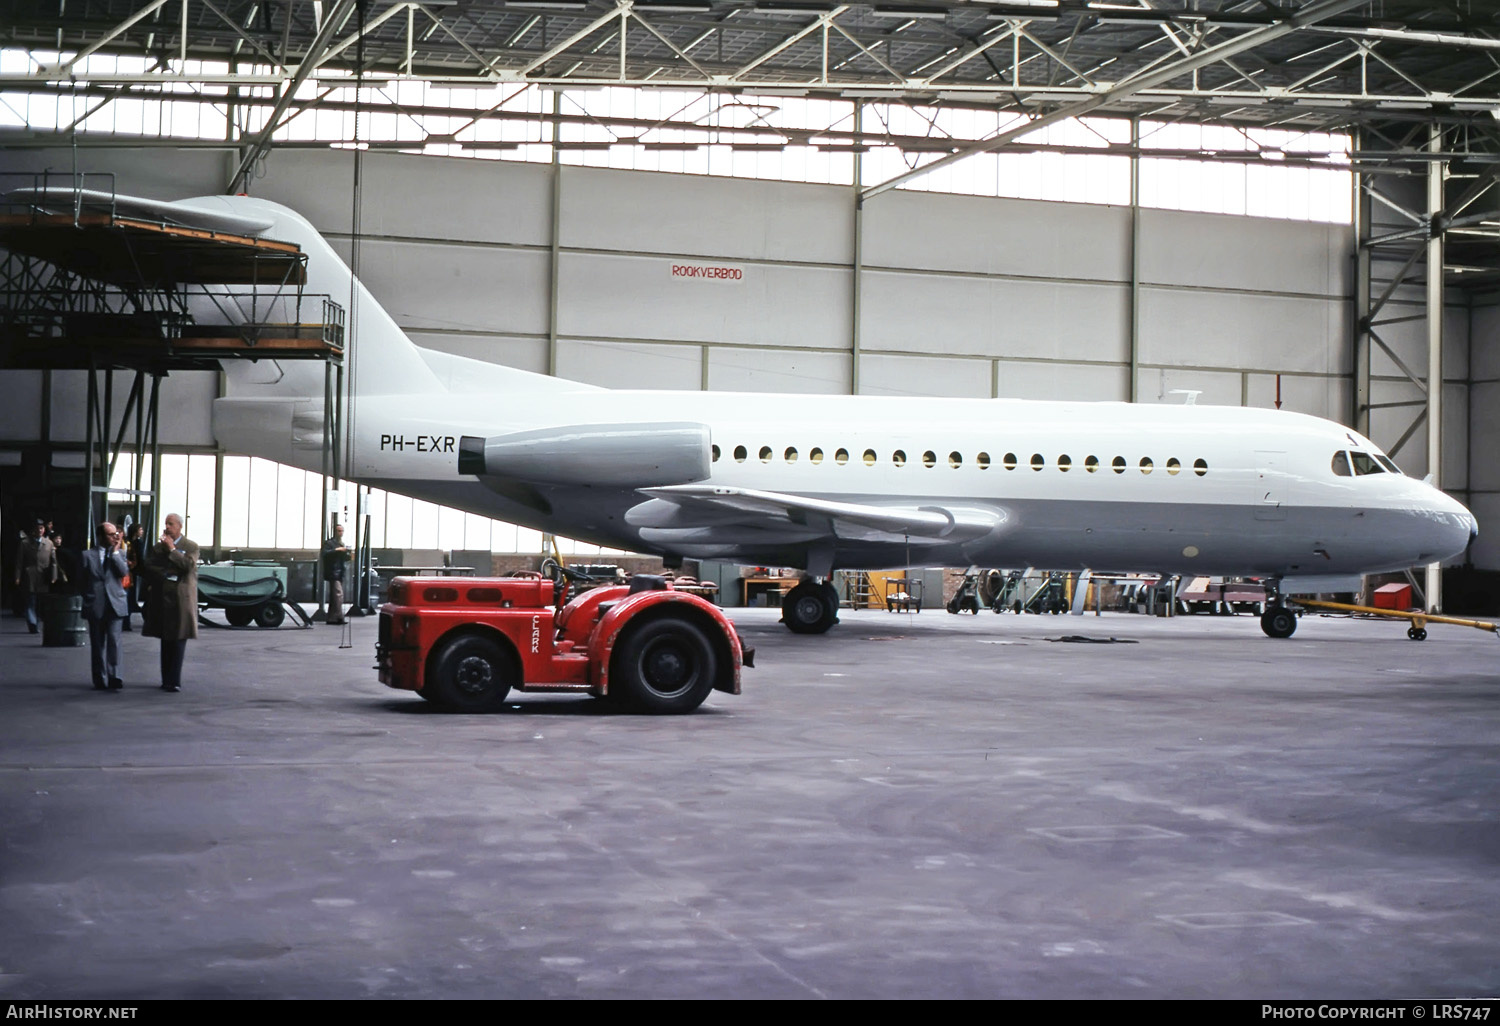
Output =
[
  {"x1": 13, "y1": 513, "x2": 198, "y2": 693},
  {"x1": 15, "y1": 513, "x2": 352, "y2": 691}
]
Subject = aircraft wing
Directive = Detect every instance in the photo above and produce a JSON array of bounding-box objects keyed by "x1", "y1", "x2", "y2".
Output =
[{"x1": 628, "y1": 484, "x2": 1008, "y2": 544}]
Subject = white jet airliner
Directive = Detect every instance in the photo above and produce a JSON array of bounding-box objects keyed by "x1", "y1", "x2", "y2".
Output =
[{"x1": 14, "y1": 190, "x2": 1478, "y2": 638}]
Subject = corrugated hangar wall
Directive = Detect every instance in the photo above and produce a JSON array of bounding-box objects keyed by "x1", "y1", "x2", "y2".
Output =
[
  {"x1": 1470, "y1": 301, "x2": 1500, "y2": 571},
  {"x1": 0, "y1": 145, "x2": 1488, "y2": 564}
]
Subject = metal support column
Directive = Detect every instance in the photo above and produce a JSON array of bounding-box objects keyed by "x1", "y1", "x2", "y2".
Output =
[
  {"x1": 1128, "y1": 117, "x2": 1141, "y2": 404},
  {"x1": 1425, "y1": 124, "x2": 1446, "y2": 613},
  {"x1": 39, "y1": 368, "x2": 52, "y2": 498},
  {"x1": 100, "y1": 365, "x2": 113, "y2": 517},
  {"x1": 1352, "y1": 130, "x2": 1371, "y2": 436},
  {"x1": 211, "y1": 452, "x2": 224, "y2": 561},
  {"x1": 133, "y1": 366, "x2": 146, "y2": 533},
  {"x1": 548, "y1": 88, "x2": 562, "y2": 379},
  {"x1": 83, "y1": 358, "x2": 97, "y2": 538},
  {"x1": 147, "y1": 372, "x2": 162, "y2": 538},
  {"x1": 315, "y1": 358, "x2": 333, "y2": 618},
  {"x1": 850, "y1": 101, "x2": 863, "y2": 397}
]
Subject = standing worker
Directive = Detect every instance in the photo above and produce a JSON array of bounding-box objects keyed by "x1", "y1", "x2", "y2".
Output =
[
  {"x1": 321, "y1": 522, "x2": 351, "y2": 626},
  {"x1": 80, "y1": 522, "x2": 130, "y2": 691},
  {"x1": 13, "y1": 518, "x2": 56, "y2": 634},
  {"x1": 142, "y1": 513, "x2": 198, "y2": 693},
  {"x1": 123, "y1": 522, "x2": 146, "y2": 632},
  {"x1": 51, "y1": 529, "x2": 81, "y2": 596}
]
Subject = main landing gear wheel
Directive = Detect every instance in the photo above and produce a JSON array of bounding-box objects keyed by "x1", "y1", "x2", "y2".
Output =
[
  {"x1": 1260, "y1": 606, "x2": 1298, "y2": 639},
  {"x1": 1407, "y1": 626, "x2": 1428, "y2": 641},
  {"x1": 781, "y1": 581, "x2": 840, "y2": 635},
  {"x1": 613, "y1": 616, "x2": 717, "y2": 714},
  {"x1": 426, "y1": 633, "x2": 516, "y2": 712}
]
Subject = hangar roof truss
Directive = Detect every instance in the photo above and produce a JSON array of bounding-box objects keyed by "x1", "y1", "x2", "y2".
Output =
[{"x1": 4, "y1": 1, "x2": 1500, "y2": 182}]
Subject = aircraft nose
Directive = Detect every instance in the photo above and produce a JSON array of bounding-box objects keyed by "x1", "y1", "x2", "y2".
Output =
[{"x1": 1434, "y1": 492, "x2": 1478, "y2": 562}]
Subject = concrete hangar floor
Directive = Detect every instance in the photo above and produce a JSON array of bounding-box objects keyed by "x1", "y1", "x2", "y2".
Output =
[{"x1": 0, "y1": 605, "x2": 1496, "y2": 1000}]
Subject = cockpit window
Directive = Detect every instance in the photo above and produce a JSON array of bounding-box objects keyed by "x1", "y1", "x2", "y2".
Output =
[
  {"x1": 1375, "y1": 454, "x2": 1402, "y2": 475},
  {"x1": 1349, "y1": 451, "x2": 1386, "y2": 475},
  {"x1": 1331, "y1": 451, "x2": 1352, "y2": 477}
]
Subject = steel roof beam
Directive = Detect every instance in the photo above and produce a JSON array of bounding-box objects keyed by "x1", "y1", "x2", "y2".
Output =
[
  {"x1": 514, "y1": 1, "x2": 630, "y2": 76},
  {"x1": 630, "y1": 8, "x2": 715, "y2": 80},
  {"x1": 316, "y1": 1, "x2": 414, "y2": 69},
  {"x1": 910, "y1": 22, "x2": 1017, "y2": 84},
  {"x1": 828, "y1": 20, "x2": 904, "y2": 82},
  {"x1": 50, "y1": 0, "x2": 176, "y2": 74},
  {"x1": 861, "y1": 0, "x2": 1370, "y2": 199},
  {"x1": 728, "y1": 6, "x2": 849, "y2": 82},
  {"x1": 1308, "y1": 25, "x2": 1500, "y2": 53},
  {"x1": 225, "y1": 0, "x2": 359, "y2": 193},
  {"x1": 200, "y1": 0, "x2": 288, "y2": 70},
  {"x1": 414, "y1": 3, "x2": 515, "y2": 77}
]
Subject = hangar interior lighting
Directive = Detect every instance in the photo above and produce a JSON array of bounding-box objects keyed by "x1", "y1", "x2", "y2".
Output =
[{"x1": 871, "y1": 7, "x2": 949, "y2": 19}]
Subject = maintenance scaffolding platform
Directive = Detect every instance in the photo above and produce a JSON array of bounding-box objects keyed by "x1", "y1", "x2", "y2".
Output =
[{"x1": 0, "y1": 171, "x2": 346, "y2": 545}]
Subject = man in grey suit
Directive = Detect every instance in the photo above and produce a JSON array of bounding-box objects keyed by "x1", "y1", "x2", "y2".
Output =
[{"x1": 81, "y1": 521, "x2": 130, "y2": 691}]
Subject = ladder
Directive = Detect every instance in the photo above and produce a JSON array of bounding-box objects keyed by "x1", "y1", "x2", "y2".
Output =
[{"x1": 840, "y1": 570, "x2": 878, "y2": 609}]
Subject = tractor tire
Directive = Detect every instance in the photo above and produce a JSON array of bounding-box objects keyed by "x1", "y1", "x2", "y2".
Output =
[
  {"x1": 426, "y1": 633, "x2": 516, "y2": 712},
  {"x1": 612, "y1": 616, "x2": 717, "y2": 714}
]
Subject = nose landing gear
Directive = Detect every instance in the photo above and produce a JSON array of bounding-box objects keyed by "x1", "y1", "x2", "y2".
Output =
[
  {"x1": 1259, "y1": 578, "x2": 1298, "y2": 638},
  {"x1": 1260, "y1": 605, "x2": 1298, "y2": 639}
]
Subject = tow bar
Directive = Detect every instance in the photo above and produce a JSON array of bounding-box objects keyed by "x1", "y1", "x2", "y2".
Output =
[{"x1": 1291, "y1": 597, "x2": 1500, "y2": 642}]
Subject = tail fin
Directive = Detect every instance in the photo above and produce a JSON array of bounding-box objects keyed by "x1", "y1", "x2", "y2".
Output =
[
  {"x1": 201, "y1": 195, "x2": 444, "y2": 400},
  {"x1": 7, "y1": 187, "x2": 592, "y2": 470}
]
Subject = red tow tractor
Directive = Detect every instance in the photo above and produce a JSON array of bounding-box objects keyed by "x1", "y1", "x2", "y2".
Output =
[{"x1": 376, "y1": 568, "x2": 751, "y2": 714}]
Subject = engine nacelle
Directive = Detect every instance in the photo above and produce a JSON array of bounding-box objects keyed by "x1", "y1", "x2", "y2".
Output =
[{"x1": 458, "y1": 422, "x2": 711, "y2": 488}]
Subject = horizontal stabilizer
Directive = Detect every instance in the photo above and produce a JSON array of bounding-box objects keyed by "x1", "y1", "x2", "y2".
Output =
[
  {"x1": 632, "y1": 485, "x2": 1008, "y2": 544},
  {"x1": 6, "y1": 187, "x2": 277, "y2": 237}
]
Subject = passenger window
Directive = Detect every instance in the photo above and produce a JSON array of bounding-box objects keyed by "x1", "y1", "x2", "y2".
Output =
[
  {"x1": 759, "y1": 446, "x2": 773, "y2": 463},
  {"x1": 835, "y1": 448, "x2": 849, "y2": 465},
  {"x1": 1331, "y1": 451, "x2": 1352, "y2": 477},
  {"x1": 1112, "y1": 457, "x2": 1126, "y2": 474},
  {"x1": 1140, "y1": 457, "x2": 1153, "y2": 475},
  {"x1": 1350, "y1": 451, "x2": 1385, "y2": 475},
  {"x1": 1030, "y1": 454, "x2": 1045, "y2": 472},
  {"x1": 977, "y1": 452, "x2": 991, "y2": 470},
  {"x1": 1084, "y1": 455, "x2": 1099, "y2": 473},
  {"x1": 1003, "y1": 452, "x2": 1018, "y2": 470},
  {"x1": 922, "y1": 450, "x2": 937, "y2": 468},
  {"x1": 949, "y1": 451, "x2": 963, "y2": 469},
  {"x1": 733, "y1": 445, "x2": 747, "y2": 463},
  {"x1": 712, "y1": 444, "x2": 720, "y2": 462},
  {"x1": 1193, "y1": 458, "x2": 1208, "y2": 477},
  {"x1": 863, "y1": 449, "x2": 877, "y2": 466},
  {"x1": 893, "y1": 450, "x2": 907, "y2": 467},
  {"x1": 1057, "y1": 454, "x2": 1071, "y2": 473},
  {"x1": 1166, "y1": 458, "x2": 1181, "y2": 476},
  {"x1": 810, "y1": 448, "x2": 824, "y2": 465},
  {"x1": 785, "y1": 447, "x2": 798, "y2": 463}
]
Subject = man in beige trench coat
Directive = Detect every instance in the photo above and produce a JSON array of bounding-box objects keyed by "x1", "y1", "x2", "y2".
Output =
[{"x1": 141, "y1": 513, "x2": 198, "y2": 693}]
